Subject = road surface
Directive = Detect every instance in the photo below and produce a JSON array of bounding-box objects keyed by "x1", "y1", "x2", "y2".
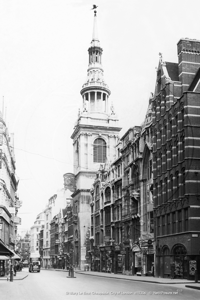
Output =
[{"x1": 0, "y1": 268, "x2": 199, "y2": 300}]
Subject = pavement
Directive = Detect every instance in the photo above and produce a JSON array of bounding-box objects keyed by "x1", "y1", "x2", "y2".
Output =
[
  {"x1": 0, "y1": 269, "x2": 29, "y2": 281},
  {"x1": 47, "y1": 268, "x2": 200, "y2": 291},
  {"x1": 1, "y1": 267, "x2": 200, "y2": 291}
]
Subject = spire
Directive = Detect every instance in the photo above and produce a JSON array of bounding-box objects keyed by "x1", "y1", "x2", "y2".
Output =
[{"x1": 91, "y1": 8, "x2": 99, "y2": 47}]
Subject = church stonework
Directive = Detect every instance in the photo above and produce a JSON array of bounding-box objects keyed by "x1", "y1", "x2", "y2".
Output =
[{"x1": 71, "y1": 9, "x2": 121, "y2": 270}]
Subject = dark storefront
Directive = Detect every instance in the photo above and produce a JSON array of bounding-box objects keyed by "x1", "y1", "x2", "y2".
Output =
[{"x1": 156, "y1": 242, "x2": 200, "y2": 279}]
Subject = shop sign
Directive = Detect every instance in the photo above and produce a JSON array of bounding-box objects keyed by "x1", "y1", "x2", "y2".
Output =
[
  {"x1": 114, "y1": 245, "x2": 120, "y2": 251},
  {"x1": 14, "y1": 216, "x2": 21, "y2": 225},
  {"x1": 147, "y1": 247, "x2": 154, "y2": 254},
  {"x1": 192, "y1": 234, "x2": 198, "y2": 238},
  {"x1": 104, "y1": 236, "x2": 110, "y2": 242},
  {"x1": 132, "y1": 244, "x2": 140, "y2": 252}
]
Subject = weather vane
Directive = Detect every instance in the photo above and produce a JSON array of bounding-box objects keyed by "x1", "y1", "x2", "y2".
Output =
[{"x1": 91, "y1": 4, "x2": 98, "y2": 16}]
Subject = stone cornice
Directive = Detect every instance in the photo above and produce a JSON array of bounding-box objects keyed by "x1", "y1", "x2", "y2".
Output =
[
  {"x1": 71, "y1": 189, "x2": 91, "y2": 198},
  {"x1": 71, "y1": 124, "x2": 121, "y2": 140}
]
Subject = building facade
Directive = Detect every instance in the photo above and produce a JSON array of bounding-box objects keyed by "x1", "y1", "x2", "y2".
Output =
[
  {"x1": 71, "y1": 10, "x2": 121, "y2": 270},
  {"x1": 90, "y1": 112, "x2": 154, "y2": 276},
  {"x1": 0, "y1": 109, "x2": 21, "y2": 252},
  {"x1": 153, "y1": 38, "x2": 200, "y2": 279},
  {"x1": 30, "y1": 212, "x2": 44, "y2": 256},
  {"x1": 42, "y1": 194, "x2": 57, "y2": 268},
  {"x1": 16, "y1": 232, "x2": 30, "y2": 264}
]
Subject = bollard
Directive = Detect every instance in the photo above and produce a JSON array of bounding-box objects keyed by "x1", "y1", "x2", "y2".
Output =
[
  {"x1": 10, "y1": 265, "x2": 13, "y2": 282},
  {"x1": 67, "y1": 266, "x2": 76, "y2": 278}
]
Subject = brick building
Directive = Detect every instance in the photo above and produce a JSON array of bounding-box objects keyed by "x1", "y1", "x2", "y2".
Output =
[{"x1": 153, "y1": 38, "x2": 200, "y2": 279}]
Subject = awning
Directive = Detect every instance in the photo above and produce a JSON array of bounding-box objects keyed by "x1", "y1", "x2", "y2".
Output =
[
  {"x1": 0, "y1": 239, "x2": 14, "y2": 256},
  {"x1": 10, "y1": 249, "x2": 21, "y2": 260},
  {"x1": 0, "y1": 255, "x2": 9, "y2": 260}
]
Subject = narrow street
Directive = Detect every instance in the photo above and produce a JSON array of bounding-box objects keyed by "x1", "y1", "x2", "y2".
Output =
[{"x1": 0, "y1": 269, "x2": 199, "y2": 300}]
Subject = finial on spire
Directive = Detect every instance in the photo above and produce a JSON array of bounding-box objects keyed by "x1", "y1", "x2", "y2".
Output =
[{"x1": 91, "y1": 4, "x2": 98, "y2": 16}]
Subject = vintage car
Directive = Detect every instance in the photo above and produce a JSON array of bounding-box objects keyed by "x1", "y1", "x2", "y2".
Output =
[
  {"x1": 29, "y1": 260, "x2": 40, "y2": 273},
  {"x1": 29, "y1": 254, "x2": 41, "y2": 273}
]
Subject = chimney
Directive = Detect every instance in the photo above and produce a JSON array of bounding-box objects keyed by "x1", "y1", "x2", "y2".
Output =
[{"x1": 177, "y1": 38, "x2": 200, "y2": 92}]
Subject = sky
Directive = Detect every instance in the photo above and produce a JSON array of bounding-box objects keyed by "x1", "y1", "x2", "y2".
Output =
[{"x1": 1, "y1": 0, "x2": 200, "y2": 236}]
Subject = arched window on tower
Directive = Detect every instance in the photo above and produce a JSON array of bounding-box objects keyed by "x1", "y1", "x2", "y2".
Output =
[{"x1": 93, "y1": 138, "x2": 106, "y2": 163}]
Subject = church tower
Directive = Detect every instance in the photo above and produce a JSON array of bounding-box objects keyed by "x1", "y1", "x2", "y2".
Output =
[{"x1": 71, "y1": 8, "x2": 121, "y2": 270}]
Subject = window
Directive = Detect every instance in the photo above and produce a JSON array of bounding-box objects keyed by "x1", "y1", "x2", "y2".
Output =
[
  {"x1": 96, "y1": 185, "x2": 99, "y2": 196},
  {"x1": 118, "y1": 165, "x2": 121, "y2": 177},
  {"x1": 118, "y1": 148, "x2": 120, "y2": 157},
  {"x1": 167, "y1": 214, "x2": 170, "y2": 234},
  {"x1": 95, "y1": 232, "x2": 100, "y2": 245},
  {"x1": 93, "y1": 138, "x2": 106, "y2": 163},
  {"x1": 157, "y1": 217, "x2": 161, "y2": 236},
  {"x1": 170, "y1": 174, "x2": 173, "y2": 201},
  {"x1": 172, "y1": 212, "x2": 176, "y2": 234},
  {"x1": 162, "y1": 215, "x2": 165, "y2": 235},
  {"x1": 164, "y1": 177, "x2": 168, "y2": 202},
  {"x1": 175, "y1": 171, "x2": 179, "y2": 199},
  {"x1": 178, "y1": 210, "x2": 182, "y2": 232},
  {"x1": 148, "y1": 159, "x2": 152, "y2": 180},
  {"x1": 182, "y1": 168, "x2": 185, "y2": 196},
  {"x1": 105, "y1": 187, "x2": 111, "y2": 203},
  {"x1": 160, "y1": 180, "x2": 163, "y2": 204},
  {"x1": 95, "y1": 215, "x2": 100, "y2": 226},
  {"x1": 159, "y1": 152, "x2": 162, "y2": 174},
  {"x1": 184, "y1": 208, "x2": 188, "y2": 231}
]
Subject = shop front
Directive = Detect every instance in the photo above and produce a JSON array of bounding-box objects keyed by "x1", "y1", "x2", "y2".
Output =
[
  {"x1": 132, "y1": 244, "x2": 141, "y2": 275},
  {"x1": 100, "y1": 246, "x2": 113, "y2": 272},
  {"x1": 156, "y1": 243, "x2": 200, "y2": 280},
  {"x1": 140, "y1": 240, "x2": 154, "y2": 276},
  {"x1": 114, "y1": 245, "x2": 122, "y2": 273}
]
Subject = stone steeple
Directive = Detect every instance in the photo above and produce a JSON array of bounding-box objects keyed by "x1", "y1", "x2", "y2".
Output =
[{"x1": 80, "y1": 9, "x2": 111, "y2": 116}]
